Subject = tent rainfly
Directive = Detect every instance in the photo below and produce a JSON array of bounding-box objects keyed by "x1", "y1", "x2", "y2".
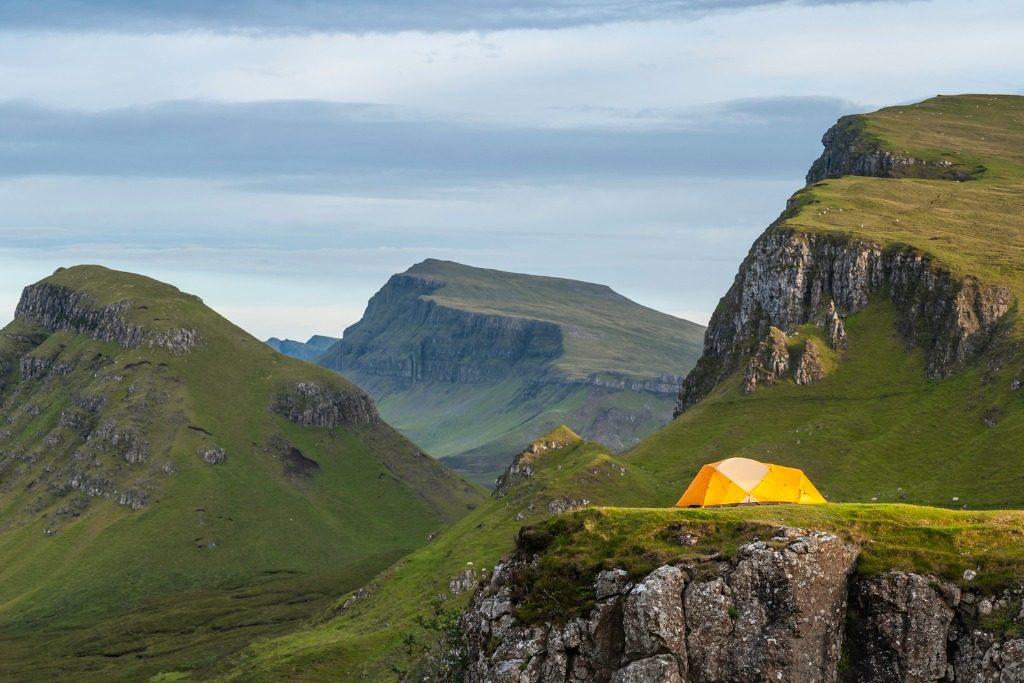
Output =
[{"x1": 675, "y1": 457, "x2": 826, "y2": 508}]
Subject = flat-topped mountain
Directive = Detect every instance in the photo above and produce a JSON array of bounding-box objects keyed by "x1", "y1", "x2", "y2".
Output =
[
  {"x1": 0, "y1": 265, "x2": 480, "y2": 681},
  {"x1": 317, "y1": 259, "x2": 705, "y2": 484}
]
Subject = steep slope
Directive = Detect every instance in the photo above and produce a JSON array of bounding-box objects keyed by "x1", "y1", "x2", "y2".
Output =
[
  {"x1": 0, "y1": 266, "x2": 480, "y2": 682},
  {"x1": 318, "y1": 260, "x2": 705, "y2": 485},
  {"x1": 628, "y1": 94, "x2": 1024, "y2": 507},
  {"x1": 213, "y1": 427, "x2": 659, "y2": 682},
  {"x1": 265, "y1": 334, "x2": 339, "y2": 361}
]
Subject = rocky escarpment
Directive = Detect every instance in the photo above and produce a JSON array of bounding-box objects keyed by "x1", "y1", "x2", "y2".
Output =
[
  {"x1": 805, "y1": 114, "x2": 969, "y2": 183},
  {"x1": 16, "y1": 282, "x2": 201, "y2": 354},
  {"x1": 677, "y1": 228, "x2": 1012, "y2": 413},
  {"x1": 677, "y1": 110, "x2": 1013, "y2": 414},
  {"x1": 272, "y1": 381, "x2": 380, "y2": 427},
  {"x1": 462, "y1": 528, "x2": 1024, "y2": 682},
  {"x1": 319, "y1": 273, "x2": 563, "y2": 385}
]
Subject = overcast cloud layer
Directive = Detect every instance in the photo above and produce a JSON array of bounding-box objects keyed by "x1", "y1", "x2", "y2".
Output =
[{"x1": 1, "y1": 0, "x2": 1022, "y2": 340}]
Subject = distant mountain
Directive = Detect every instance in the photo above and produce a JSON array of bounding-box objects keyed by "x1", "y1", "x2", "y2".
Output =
[
  {"x1": 317, "y1": 259, "x2": 705, "y2": 484},
  {"x1": 0, "y1": 265, "x2": 479, "y2": 682},
  {"x1": 265, "y1": 334, "x2": 338, "y2": 361}
]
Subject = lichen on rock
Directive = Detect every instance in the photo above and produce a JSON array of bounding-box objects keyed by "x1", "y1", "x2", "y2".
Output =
[
  {"x1": 794, "y1": 339, "x2": 826, "y2": 385},
  {"x1": 742, "y1": 327, "x2": 789, "y2": 394}
]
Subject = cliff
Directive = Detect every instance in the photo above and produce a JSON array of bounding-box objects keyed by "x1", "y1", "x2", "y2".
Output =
[
  {"x1": 677, "y1": 227, "x2": 1011, "y2": 413},
  {"x1": 316, "y1": 259, "x2": 704, "y2": 484},
  {"x1": 321, "y1": 272, "x2": 565, "y2": 385},
  {"x1": 675, "y1": 94, "x2": 1021, "y2": 415},
  {"x1": 461, "y1": 509, "x2": 1024, "y2": 683},
  {"x1": 16, "y1": 280, "x2": 202, "y2": 354}
]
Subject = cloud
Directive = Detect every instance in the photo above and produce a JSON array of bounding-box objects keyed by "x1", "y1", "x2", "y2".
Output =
[
  {"x1": 0, "y1": 174, "x2": 795, "y2": 338},
  {"x1": 0, "y1": 0, "x2": 906, "y2": 33},
  {"x1": 0, "y1": 97, "x2": 848, "y2": 184}
]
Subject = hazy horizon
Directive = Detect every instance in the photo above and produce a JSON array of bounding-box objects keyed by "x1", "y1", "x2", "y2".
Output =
[{"x1": 1, "y1": 0, "x2": 1022, "y2": 339}]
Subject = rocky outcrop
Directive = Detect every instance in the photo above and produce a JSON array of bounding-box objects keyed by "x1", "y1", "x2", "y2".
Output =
[
  {"x1": 462, "y1": 527, "x2": 858, "y2": 683},
  {"x1": 825, "y1": 301, "x2": 848, "y2": 350},
  {"x1": 794, "y1": 339, "x2": 826, "y2": 385},
  {"x1": 742, "y1": 327, "x2": 789, "y2": 394},
  {"x1": 846, "y1": 572, "x2": 956, "y2": 682},
  {"x1": 805, "y1": 115, "x2": 967, "y2": 184},
  {"x1": 319, "y1": 273, "x2": 563, "y2": 385},
  {"x1": 846, "y1": 572, "x2": 1024, "y2": 683},
  {"x1": 201, "y1": 447, "x2": 227, "y2": 464},
  {"x1": 677, "y1": 229, "x2": 1012, "y2": 413},
  {"x1": 272, "y1": 381, "x2": 380, "y2": 427},
  {"x1": 463, "y1": 531, "x2": 1024, "y2": 683},
  {"x1": 494, "y1": 427, "x2": 582, "y2": 497},
  {"x1": 15, "y1": 283, "x2": 201, "y2": 354}
]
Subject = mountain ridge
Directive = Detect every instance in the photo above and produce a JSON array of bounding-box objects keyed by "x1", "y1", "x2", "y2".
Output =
[
  {"x1": 317, "y1": 259, "x2": 704, "y2": 484},
  {"x1": 0, "y1": 265, "x2": 481, "y2": 681}
]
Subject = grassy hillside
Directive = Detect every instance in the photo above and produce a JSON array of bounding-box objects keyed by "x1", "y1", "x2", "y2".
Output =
[
  {"x1": 795, "y1": 95, "x2": 1024, "y2": 299},
  {"x1": 633, "y1": 95, "x2": 1024, "y2": 508},
  {"x1": 319, "y1": 259, "x2": 705, "y2": 485},
  {"x1": 211, "y1": 430, "x2": 659, "y2": 682},
  {"x1": 213, "y1": 427, "x2": 1024, "y2": 681},
  {"x1": 0, "y1": 266, "x2": 480, "y2": 682}
]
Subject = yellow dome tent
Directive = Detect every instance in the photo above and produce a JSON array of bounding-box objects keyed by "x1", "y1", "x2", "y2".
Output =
[{"x1": 675, "y1": 457, "x2": 826, "y2": 508}]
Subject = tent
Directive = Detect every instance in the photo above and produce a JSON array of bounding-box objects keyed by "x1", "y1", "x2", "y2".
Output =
[{"x1": 675, "y1": 457, "x2": 826, "y2": 507}]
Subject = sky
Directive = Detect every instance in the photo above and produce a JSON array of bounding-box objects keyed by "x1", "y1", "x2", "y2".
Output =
[{"x1": 1, "y1": 0, "x2": 1022, "y2": 340}]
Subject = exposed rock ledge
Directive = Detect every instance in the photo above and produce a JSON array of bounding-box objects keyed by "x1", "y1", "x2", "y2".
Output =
[
  {"x1": 272, "y1": 381, "x2": 380, "y2": 427},
  {"x1": 805, "y1": 114, "x2": 970, "y2": 183},
  {"x1": 461, "y1": 528, "x2": 1024, "y2": 682},
  {"x1": 677, "y1": 229, "x2": 1012, "y2": 414},
  {"x1": 15, "y1": 283, "x2": 201, "y2": 354}
]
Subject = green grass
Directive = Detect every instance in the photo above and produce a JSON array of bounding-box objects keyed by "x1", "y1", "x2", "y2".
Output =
[
  {"x1": 320, "y1": 259, "x2": 701, "y2": 484},
  {"x1": 404, "y1": 259, "x2": 705, "y2": 380},
  {"x1": 509, "y1": 504, "x2": 1024, "y2": 623},
  {"x1": 210, "y1": 432, "x2": 657, "y2": 682},
  {"x1": 0, "y1": 266, "x2": 481, "y2": 680},
  {"x1": 630, "y1": 300, "x2": 1024, "y2": 507},
  {"x1": 374, "y1": 375, "x2": 672, "y2": 485},
  {"x1": 790, "y1": 95, "x2": 1024, "y2": 299},
  {"x1": 211, "y1": 94, "x2": 1024, "y2": 681}
]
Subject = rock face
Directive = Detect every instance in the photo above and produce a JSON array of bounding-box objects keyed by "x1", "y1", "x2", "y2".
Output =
[
  {"x1": 794, "y1": 340, "x2": 826, "y2": 386},
  {"x1": 273, "y1": 381, "x2": 380, "y2": 427},
  {"x1": 677, "y1": 229, "x2": 1012, "y2": 414},
  {"x1": 462, "y1": 533, "x2": 1024, "y2": 683},
  {"x1": 320, "y1": 273, "x2": 564, "y2": 385},
  {"x1": 742, "y1": 327, "x2": 790, "y2": 394},
  {"x1": 675, "y1": 111, "x2": 1012, "y2": 415},
  {"x1": 462, "y1": 527, "x2": 858, "y2": 683},
  {"x1": 805, "y1": 114, "x2": 966, "y2": 183},
  {"x1": 16, "y1": 282, "x2": 201, "y2": 354},
  {"x1": 825, "y1": 301, "x2": 848, "y2": 350},
  {"x1": 846, "y1": 572, "x2": 1024, "y2": 683}
]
